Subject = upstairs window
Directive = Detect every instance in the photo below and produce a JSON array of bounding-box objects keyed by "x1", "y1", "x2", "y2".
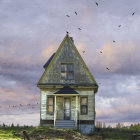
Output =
[
  {"x1": 81, "y1": 97, "x2": 88, "y2": 115},
  {"x1": 61, "y1": 63, "x2": 74, "y2": 80}
]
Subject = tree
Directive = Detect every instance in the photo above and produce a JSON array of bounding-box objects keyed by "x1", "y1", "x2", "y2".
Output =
[
  {"x1": 17, "y1": 124, "x2": 19, "y2": 128},
  {"x1": 2, "y1": 123, "x2": 5, "y2": 128},
  {"x1": 11, "y1": 123, "x2": 14, "y2": 128},
  {"x1": 116, "y1": 123, "x2": 123, "y2": 129},
  {"x1": 103, "y1": 122, "x2": 106, "y2": 128}
]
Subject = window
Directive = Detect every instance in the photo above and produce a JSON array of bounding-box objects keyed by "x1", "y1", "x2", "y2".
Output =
[
  {"x1": 61, "y1": 63, "x2": 74, "y2": 80},
  {"x1": 81, "y1": 97, "x2": 88, "y2": 115},
  {"x1": 47, "y1": 96, "x2": 54, "y2": 114}
]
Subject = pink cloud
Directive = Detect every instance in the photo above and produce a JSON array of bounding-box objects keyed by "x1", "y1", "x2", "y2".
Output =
[
  {"x1": 84, "y1": 41, "x2": 140, "y2": 74},
  {"x1": 0, "y1": 85, "x2": 39, "y2": 106},
  {"x1": 96, "y1": 104, "x2": 140, "y2": 119},
  {"x1": 39, "y1": 45, "x2": 57, "y2": 61}
]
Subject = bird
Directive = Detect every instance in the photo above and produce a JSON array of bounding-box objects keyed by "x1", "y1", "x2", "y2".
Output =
[
  {"x1": 66, "y1": 31, "x2": 69, "y2": 34},
  {"x1": 132, "y1": 12, "x2": 135, "y2": 16},
  {"x1": 118, "y1": 25, "x2": 121, "y2": 27},
  {"x1": 100, "y1": 51, "x2": 103, "y2": 53},
  {"x1": 106, "y1": 67, "x2": 110, "y2": 70},
  {"x1": 82, "y1": 51, "x2": 85, "y2": 53},
  {"x1": 95, "y1": 2, "x2": 98, "y2": 6},
  {"x1": 113, "y1": 40, "x2": 116, "y2": 43},
  {"x1": 78, "y1": 28, "x2": 82, "y2": 30},
  {"x1": 66, "y1": 15, "x2": 70, "y2": 17},
  {"x1": 75, "y1": 11, "x2": 77, "y2": 15}
]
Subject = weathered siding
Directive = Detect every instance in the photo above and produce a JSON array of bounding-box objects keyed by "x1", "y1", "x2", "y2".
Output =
[
  {"x1": 41, "y1": 90, "x2": 77, "y2": 121},
  {"x1": 40, "y1": 90, "x2": 56, "y2": 120},
  {"x1": 41, "y1": 40, "x2": 93, "y2": 84},
  {"x1": 79, "y1": 124, "x2": 94, "y2": 134},
  {"x1": 76, "y1": 90, "x2": 95, "y2": 120},
  {"x1": 40, "y1": 89, "x2": 95, "y2": 133},
  {"x1": 41, "y1": 89, "x2": 95, "y2": 121}
]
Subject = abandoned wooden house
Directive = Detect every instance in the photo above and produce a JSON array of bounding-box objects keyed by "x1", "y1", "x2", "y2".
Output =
[{"x1": 37, "y1": 34, "x2": 98, "y2": 134}]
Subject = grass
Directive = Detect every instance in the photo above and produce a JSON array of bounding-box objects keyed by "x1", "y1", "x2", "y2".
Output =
[
  {"x1": 0, "y1": 126, "x2": 33, "y2": 140},
  {"x1": 0, "y1": 126, "x2": 140, "y2": 140},
  {"x1": 0, "y1": 126, "x2": 84, "y2": 140},
  {"x1": 94, "y1": 128, "x2": 140, "y2": 140}
]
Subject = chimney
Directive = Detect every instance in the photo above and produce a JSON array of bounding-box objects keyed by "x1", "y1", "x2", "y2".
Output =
[{"x1": 70, "y1": 37, "x2": 74, "y2": 43}]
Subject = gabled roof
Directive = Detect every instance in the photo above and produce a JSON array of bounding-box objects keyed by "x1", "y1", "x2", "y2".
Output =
[
  {"x1": 43, "y1": 53, "x2": 55, "y2": 69},
  {"x1": 54, "y1": 86, "x2": 79, "y2": 94},
  {"x1": 38, "y1": 34, "x2": 98, "y2": 93}
]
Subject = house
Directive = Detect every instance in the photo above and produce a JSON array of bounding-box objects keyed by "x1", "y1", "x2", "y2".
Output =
[{"x1": 37, "y1": 33, "x2": 98, "y2": 134}]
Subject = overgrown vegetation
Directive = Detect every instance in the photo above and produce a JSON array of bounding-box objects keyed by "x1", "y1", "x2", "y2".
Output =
[
  {"x1": 0, "y1": 123, "x2": 140, "y2": 140},
  {"x1": 94, "y1": 123, "x2": 140, "y2": 140}
]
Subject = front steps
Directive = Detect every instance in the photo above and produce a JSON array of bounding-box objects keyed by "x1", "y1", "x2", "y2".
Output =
[{"x1": 55, "y1": 120, "x2": 75, "y2": 129}]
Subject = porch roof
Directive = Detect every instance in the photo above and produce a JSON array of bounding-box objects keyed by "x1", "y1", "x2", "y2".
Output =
[{"x1": 54, "y1": 86, "x2": 79, "y2": 94}]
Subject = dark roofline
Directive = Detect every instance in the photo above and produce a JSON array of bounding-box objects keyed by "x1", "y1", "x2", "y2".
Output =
[
  {"x1": 37, "y1": 83, "x2": 98, "y2": 93},
  {"x1": 43, "y1": 53, "x2": 55, "y2": 68},
  {"x1": 37, "y1": 83, "x2": 98, "y2": 86}
]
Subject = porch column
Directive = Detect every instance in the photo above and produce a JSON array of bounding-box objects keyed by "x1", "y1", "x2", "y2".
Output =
[
  {"x1": 75, "y1": 95, "x2": 78, "y2": 128},
  {"x1": 54, "y1": 95, "x2": 57, "y2": 127}
]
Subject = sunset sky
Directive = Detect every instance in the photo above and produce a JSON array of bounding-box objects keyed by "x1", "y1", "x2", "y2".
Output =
[{"x1": 0, "y1": 0, "x2": 140, "y2": 126}]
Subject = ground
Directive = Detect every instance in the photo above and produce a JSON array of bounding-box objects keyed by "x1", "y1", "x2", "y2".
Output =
[{"x1": 0, "y1": 126, "x2": 140, "y2": 140}]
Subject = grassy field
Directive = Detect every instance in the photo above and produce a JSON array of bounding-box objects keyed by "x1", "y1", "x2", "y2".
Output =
[
  {"x1": 95, "y1": 128, "x2": 140, "y2": 140},
  {"x1": 0, "y1": 126, "x2": 140, "y2": 140}
]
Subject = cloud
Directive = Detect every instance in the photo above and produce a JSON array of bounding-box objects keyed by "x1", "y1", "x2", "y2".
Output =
[
  {"x1": 0, "y1": 0, "x2": 140, "y2": 126},
  {"x1": 0, "y1": 84, "x2": 40, "y2": 121},
  {"x1": 39, "y1": 45, "x2": 57, "y2": 61},
  {"x1": 96, "y1": 74, "x2": 140, "y2": 98},
  {"x1": 85, "y1": 41, "x2": 140, "y2": 75},
  {"x1": 0, "y1": 113, "x2": 39, "y2": 126},
  {"x1": 0, "y1": 47, "x2": 43, "y2": 87},
  {"x1": 95, "y1": 73, "x2": 140, "y2": 123},
  {"x1": 96, "y1": 104, "x2": 140, "y2": 122},
  {"x1": 0, "y1": 86, "x2": 39, "y2": 105}
]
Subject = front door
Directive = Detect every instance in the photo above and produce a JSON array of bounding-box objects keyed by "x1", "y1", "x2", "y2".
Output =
[{"x1": 64, "y1": 98, "x2": 71, "y2": 120}]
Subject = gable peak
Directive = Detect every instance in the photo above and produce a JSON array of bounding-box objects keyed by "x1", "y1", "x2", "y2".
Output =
[{"x1": 64, "y1": 33, "x2": 74, "y2": 45}]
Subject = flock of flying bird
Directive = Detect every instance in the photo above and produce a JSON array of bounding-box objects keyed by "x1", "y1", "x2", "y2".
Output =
[
  {"x1": 0, "y1": 102, "x2": 40, "y2": 110},
  {"x1": 65, "y1": 2, "x2": 136, "y2": 71},
  {"x1": 66, "y1": 11, "x2": 82, "y2": 31},
  {"x1": 0, "y1": 1, "x2": 136, "y2": 112}
]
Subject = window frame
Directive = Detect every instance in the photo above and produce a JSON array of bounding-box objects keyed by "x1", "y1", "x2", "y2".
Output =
[
  {"x1": 47, "y1": 96, "x2": 54, "y2": 115},
  {"x1": 80, "y1": 96, "x2": 88, "y2": 115},
  {"x1": 61, "y1": 63, "x2": 74, "y2": 80}
]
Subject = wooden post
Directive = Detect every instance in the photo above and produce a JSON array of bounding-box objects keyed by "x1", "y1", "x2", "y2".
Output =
[
  {"x1": 23, "y1": 131, "x2": 30, "y2": 140},
  {"x1": 75, "y1": 96, "x2": 78, "y2": 129},
  {"x1": 54, "y1": 95, "x2": 57, "y2": 127}
]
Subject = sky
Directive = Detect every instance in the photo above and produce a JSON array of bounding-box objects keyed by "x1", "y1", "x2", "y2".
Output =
[{"x1": 0, "y1": 0, "x2": 140, "y2": 126}]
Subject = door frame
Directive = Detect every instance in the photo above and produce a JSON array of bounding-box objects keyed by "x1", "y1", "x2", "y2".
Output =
[{"x1": 63, "y1": 97, "x2": 71, "y2": 120}]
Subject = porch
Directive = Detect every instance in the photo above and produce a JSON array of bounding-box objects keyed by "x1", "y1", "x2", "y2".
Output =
[{"x1": 53, "y1": 87, "x2": 79, "y2": 129}]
